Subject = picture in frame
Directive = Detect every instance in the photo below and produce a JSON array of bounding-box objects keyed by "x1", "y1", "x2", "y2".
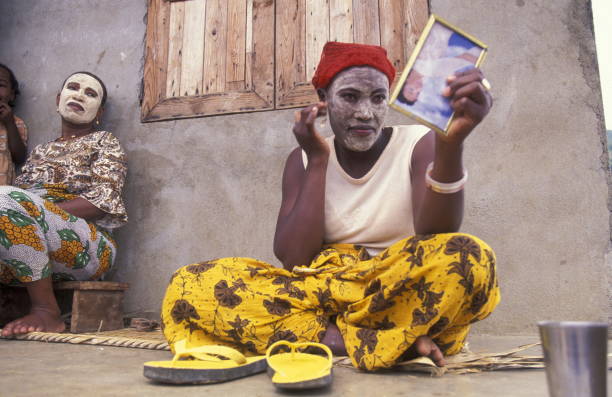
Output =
[{"x1": 389, "y1": 14, "x2": 488, "y2": 135}]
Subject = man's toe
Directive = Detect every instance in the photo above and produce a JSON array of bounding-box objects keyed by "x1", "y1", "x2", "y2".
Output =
[
  {"x1": 431, "y1": 346, "x2": 446, "y2": 366},
  {"x1": 415, "y1": 338, "x2": 431, "y2": 357}
]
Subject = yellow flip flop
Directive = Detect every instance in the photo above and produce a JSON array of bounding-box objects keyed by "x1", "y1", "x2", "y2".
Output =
[
  {"x1": 143, "y1": 339, "x2": 267, "y2": 384},
  {"x1": 266, "y1": 341, "x2": 333, "y2": 390}
]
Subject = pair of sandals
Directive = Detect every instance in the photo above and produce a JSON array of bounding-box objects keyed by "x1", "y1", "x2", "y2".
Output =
[{"x1": 144, "y1": 339, "x2": 333, "y2": 390}]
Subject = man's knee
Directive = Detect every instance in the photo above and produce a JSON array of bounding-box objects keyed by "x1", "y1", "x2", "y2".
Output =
[
  {"x1": 468, "y1": 251, "x2": 500, "y2": 319},
  {"x1": 444, "y1": 232, "x2": 493, "y2": 252},
  {"x1": 444, "y1": 233, "x2": 499, "y2": 315},
  {"x1": 469, "y1": 236, "x2": 497, "y2": 289}
]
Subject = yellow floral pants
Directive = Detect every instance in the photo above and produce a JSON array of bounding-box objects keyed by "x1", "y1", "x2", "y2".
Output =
[{"x1": 161, "y1": 233, "x2": 500, "y2": 371}]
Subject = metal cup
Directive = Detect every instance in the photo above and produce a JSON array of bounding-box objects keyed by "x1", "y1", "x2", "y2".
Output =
[{"x1": 538, "y1": 321, "x2": 608, "y2": 397}]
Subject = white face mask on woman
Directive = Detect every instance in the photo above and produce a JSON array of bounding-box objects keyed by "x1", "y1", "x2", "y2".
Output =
[
  {"x1": 58, "y1": 73, "x2": 103, "y2": 124},
  {"x1": 326, "y1": 67, "x2": 389, "y2": 152}
]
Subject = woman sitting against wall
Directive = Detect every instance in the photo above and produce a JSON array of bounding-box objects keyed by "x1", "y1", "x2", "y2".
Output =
[{"x1": 0, "y1": 72, "x2": 127, "y2": 336}]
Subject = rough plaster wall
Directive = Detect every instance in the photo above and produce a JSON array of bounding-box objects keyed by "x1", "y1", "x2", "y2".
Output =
[
  {"x1": 565, "y1": 3, "x2": 612, "y2": 329},
  {"x1": 0, "y1": 0, "x2": 608, "y2": 334},
  {"x1": 431, "y1": 0, "x2": 610, "y2": 333}
]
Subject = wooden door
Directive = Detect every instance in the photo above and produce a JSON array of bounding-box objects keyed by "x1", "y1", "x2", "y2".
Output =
[{"x1": 275, "y1": 0, "x2": 428, "y2": 109}]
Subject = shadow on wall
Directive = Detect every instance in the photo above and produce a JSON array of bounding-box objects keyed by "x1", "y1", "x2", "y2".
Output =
[{"x1": 608, "y1": 130, "x2": 612, "y2": 169}]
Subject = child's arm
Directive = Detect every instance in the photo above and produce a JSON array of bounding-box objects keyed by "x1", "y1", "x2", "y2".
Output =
[{"x1": 0, "y1": 100, "x2": 26, "y2": 164}]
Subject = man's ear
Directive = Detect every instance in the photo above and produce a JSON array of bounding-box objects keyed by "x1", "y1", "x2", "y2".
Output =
[
  {"x1": 56, "y1": 93, "x2": 60, "y2": 107},
  {"x1": 317, "y1": 88, "x2": 326, "y2": 102},
  {"x1": 96, "y1": 105, "x2": 105, "y2": 120}
]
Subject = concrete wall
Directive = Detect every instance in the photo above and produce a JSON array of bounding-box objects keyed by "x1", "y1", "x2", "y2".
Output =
[{"x1": 0, "y1": 0, "x2": 608, "y2": 334}]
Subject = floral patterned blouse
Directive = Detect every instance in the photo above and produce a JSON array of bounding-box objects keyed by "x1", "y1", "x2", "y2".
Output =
[{"x1": 15, "y1": 130, "x2": 128, "y2": 229}]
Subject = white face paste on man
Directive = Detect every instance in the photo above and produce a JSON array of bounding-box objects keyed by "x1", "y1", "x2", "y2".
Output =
[
  {"x1": 326, "y1": 67, "x2": 389, "y2": 152},
  {"x1": 58, "y1": 73, "x2": 103, "y2": 124}
]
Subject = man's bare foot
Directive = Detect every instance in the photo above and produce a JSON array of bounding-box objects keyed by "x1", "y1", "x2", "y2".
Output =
[
  {"x1": 1, "y1": 306, "x2": 65, "y2": 337},
  {"x1": 321, "y1": 323, "x2": 348, "y2": 356},
  {"x1": 403, "y1": 335, "x2": 447, "y2": 367}
]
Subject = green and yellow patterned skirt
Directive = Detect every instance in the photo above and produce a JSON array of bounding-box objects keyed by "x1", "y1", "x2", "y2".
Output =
[
  {"x1": 0, "y1": 186, "x2": 116, "y2": 285},
  {"x1": 161, "y1": 233, "x2": 500, "y2": 371}
]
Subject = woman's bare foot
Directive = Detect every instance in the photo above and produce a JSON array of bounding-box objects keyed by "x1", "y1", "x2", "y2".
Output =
[
  {"x1": 1, "y1": 306, "x2": 65, "y2": 337},
  {"x1": 1, "y1": 276, "x2": 65, "y2": 337},
  {"x1": 403, "y1": 335, "x2": 447, "y2": 367}
]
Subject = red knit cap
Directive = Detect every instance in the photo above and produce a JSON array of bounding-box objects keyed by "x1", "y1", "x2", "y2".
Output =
[{"x1": 311, "y1": 41, "x2": 396, "y2": 89}]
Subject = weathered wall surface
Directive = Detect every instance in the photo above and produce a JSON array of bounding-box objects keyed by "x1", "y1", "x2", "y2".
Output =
[
  {"x1": 0, "y1": 0, "x2": 608, "y2": 334},
  {"x1": 431, "y1": 0, "x2": 611, "y2": 333}
]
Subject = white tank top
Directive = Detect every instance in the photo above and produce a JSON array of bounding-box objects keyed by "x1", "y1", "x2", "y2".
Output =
[{"x1": 302, "y1": 125, "x2": 429, "y2": 256}]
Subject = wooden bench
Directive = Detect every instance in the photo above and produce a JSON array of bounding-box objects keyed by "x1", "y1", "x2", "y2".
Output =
[{"x1": 0, "y1": 281, "x2": 129, "y2": 333}]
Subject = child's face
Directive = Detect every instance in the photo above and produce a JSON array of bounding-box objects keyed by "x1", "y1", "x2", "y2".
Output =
[{"x1": 0, "y1": 67, "x2": 15, "y2": 105}]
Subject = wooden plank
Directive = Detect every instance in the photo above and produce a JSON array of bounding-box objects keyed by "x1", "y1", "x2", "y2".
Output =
[
  {"x1": 379, "y1": 0, "x2": 404, "y2": 70},
  {"x1": 141, "y1": 0, "x2": 171, "y2": 120},
  {"x1": 144, "y1": 91, "x2": 273, "y2": 121},
  {"x1": 305, "y1": 0, "x2": 330, "y2": 81},
  {"x1": 353, "y1": 0, "x2": 380, "y2": 45},
  {"x1": 244, "y1": 0, "x2": 253, "y2": 90},
  {"x1": 54, "y1": 281, "x2": 129, "y2": 291},
  {"x1": 203, "y1": 0, "x2": 228, "y2": 94},
  {"x1": 226, "y1": 0, "x2": 247, "y2": 91},
  {"x1": 276, "y1": 0, "x2": 306, "y2": 107},
  {"x1": 403, "y1": 0, "x2": 429, "y2": 58},
  {"x1": 155, "y1": 0, "x2": 171, "y2": 102},
  {"x1": 250, "y1": 0, "x2": 274, "y2": 103},
  {"x1": 180, "y1": 0, "x2": 206, "y2": 96},
  {"x1": 330, "y1": 0, "x2": 353, "y2": 43},
  {"x1": 276, "y1": 83, "x2": 317, "y2": 109},
  {"x1": 165, "y1": 1, "x2": 185, "y2": 98}
]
